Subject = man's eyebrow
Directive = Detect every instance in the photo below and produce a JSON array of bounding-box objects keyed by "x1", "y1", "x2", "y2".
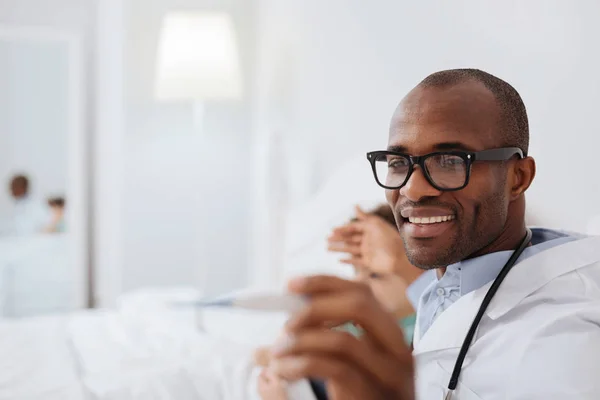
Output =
[
  {"x1": 386, "y1": 142, "x2": 477, "y2": 153},
  {"x1": 433, "y1": 141, "x2": 477, "y2": 151},
  {"x1": 387, "y1": 145, "x2": 408, "y2": 153}
]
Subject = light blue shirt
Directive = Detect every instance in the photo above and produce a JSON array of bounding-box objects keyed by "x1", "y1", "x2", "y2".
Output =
[{"x1": 406, "y1": 228, "x2": 582, "y2": 339}]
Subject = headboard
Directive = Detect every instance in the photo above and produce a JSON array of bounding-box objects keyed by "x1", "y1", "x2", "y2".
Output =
[{"x1": 281, "y1": 153, "x2": 389, "y2": 280}]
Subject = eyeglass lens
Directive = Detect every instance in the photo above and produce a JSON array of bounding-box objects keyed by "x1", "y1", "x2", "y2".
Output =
[{"x1": 373, "y1": 153, "x2": 468, "y2": 189}]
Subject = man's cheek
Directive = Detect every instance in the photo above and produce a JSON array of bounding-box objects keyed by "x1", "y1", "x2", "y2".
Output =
[{"x1": 385, "y1": 189, "x2": 398, "y2": 206}]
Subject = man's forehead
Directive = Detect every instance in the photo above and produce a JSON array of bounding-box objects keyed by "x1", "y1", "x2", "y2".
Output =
[{"x1": 388, "y1": 82, "x2": 500, "y2": 152}]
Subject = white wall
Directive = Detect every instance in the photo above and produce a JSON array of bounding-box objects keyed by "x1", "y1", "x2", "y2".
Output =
[
  {"x1": 251, "y1": 0, "x2": 600, "y2": 284},
  {"x1": 121, "y1": 0, "x2": 255, "y2": 296},
  {"x1": 0, "y1": 0, "x2": 94, "y2": 221},
  {"x1": 0, "y1": 40, "x2": 69, "y2": 222},
  {"x1": 0, "y1": 0, "x2": 94, "y2": 307}
]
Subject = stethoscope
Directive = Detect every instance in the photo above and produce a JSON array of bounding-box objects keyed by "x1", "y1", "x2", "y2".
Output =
[{"x1": 445, "y1": 228, "x2": 533, "y2": 400}]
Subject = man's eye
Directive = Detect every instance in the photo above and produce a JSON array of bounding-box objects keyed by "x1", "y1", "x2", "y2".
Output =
[
  {"x1": 388, "y1": 158, "x2": 409, "y2": 168},
  {"x1": 437, "y1": 155, "x2": 464, "y2": 167},
  {"x1": 369, "y1": 272, "x2": 381, "y2": 279}
]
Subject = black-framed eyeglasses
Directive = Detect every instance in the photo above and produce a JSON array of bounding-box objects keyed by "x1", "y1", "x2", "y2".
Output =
[{"x1": 366, "y1": 147, "x2": 523, "y2": 191}]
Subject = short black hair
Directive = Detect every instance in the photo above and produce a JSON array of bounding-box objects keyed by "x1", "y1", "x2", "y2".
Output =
[
  {"x1": 419, "y1": 69, "x2": 529, "y2": 156},
  {"x1": 369, "y1": 204, "x2": 397, "y2": 228},
  {"x1": 350, "y1": 204, "x2": 397, "y2": 228},
  {"x1": 48, "y1": 197, "x2": 65, "y2": 208},
  {"x1": 10, "y1": 174, "x2": 29, "y2": 189}
]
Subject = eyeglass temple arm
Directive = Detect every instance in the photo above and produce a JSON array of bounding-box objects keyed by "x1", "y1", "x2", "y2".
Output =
[{"x1": 473, "y1": 147, "x2": 523, "y2": 161}]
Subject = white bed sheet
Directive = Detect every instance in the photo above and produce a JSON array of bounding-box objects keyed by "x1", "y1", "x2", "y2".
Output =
[
  {"x1": 0, "y1": 315, "x2": 86, "y2": 399},
  {"x1": 0, "y1": 301, "x2": 307, "y2": 400}
]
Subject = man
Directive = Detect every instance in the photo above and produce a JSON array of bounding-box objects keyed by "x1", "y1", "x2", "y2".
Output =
[
  {"x1": 7, "y1": 174, "x2": 50, "y2": 235},
  {"x1": 269, "y1": 69, "x2": 600, "y2": 399}
]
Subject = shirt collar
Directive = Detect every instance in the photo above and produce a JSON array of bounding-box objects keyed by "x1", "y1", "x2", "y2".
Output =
[{"x1": 442, "y1": 228, "x2": 581, "y2": 296}]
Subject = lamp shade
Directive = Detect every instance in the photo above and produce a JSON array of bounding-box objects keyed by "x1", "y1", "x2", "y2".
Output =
[{"x1": 154, "y1": 11, "x2": 242, "y2": 101}]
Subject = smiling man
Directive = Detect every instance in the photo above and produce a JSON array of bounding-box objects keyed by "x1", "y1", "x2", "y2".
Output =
[{"x1": 271, "y1": 69, "x2": 600, "y2": 400}]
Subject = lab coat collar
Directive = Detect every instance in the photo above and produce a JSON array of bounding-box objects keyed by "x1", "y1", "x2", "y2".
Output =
[{"x1": 413, "y1": 235, "x2": 600, "y2": 355}]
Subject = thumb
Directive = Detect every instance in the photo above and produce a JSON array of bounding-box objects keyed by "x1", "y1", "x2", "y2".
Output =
[{"x1": 354, "y1": 205, "x2": 370, "y2": 220}]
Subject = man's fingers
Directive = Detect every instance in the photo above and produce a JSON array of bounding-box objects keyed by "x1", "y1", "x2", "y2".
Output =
[
  {"x1": 271, "y1": 354, "x2": 370, "y2": 389},
  {"x1": 271, "y1": 354, "x2": 400, "y2": 400},
  {"x1": 272, "y1": 329, "x2": 403, "y2": 388},
  {"x1": 287, "y1": 276, "x2": 409, "y2": 360}
]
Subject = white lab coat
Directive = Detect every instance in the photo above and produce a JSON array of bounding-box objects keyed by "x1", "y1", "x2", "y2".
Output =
[{"x1": 414, "y1": 235, "x2": 600, "y2": 399}]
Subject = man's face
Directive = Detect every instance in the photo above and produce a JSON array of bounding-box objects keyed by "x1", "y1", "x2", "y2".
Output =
[{"x1": 386, "y1": 81, "x2": 512, "y2": 268}]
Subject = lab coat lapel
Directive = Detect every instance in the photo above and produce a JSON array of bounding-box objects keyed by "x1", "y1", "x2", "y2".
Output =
[
  {"x1": 413, "y1": 235, "x2": 600, "y2": 355},
  {"x1": 486, "y1": 234, "x2": 600, "y2": 319},
  {"x1": 413, "y1": 288, "x2": 484, "y2": 355}
]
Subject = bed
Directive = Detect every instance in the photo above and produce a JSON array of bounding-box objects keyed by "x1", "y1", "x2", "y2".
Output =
[{"x1": 0, "y1": 289, "x2": 292, "y2": 400}]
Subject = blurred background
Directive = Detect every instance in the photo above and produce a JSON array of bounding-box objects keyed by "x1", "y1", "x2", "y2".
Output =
[{"x1": 1, "y1": 0, "x2": 600, "y2": 317}]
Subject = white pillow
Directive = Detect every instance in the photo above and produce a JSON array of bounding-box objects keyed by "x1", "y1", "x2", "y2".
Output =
[{"x1": 282, "y1": 153, "x2": 388, "y2": 280}]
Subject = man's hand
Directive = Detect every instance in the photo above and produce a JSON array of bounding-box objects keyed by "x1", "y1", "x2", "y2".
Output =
[
  {"x1": 270, "y1": 276, "x2": 415, "y2": 400},
  {"x1": 328, "y1": 206, "x2": 421, "y2": 285}
]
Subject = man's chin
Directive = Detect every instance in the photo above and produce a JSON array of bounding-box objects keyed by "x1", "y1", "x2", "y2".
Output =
[{"x1": 404, "y1": 238, "x2": 454, "y2": 270}]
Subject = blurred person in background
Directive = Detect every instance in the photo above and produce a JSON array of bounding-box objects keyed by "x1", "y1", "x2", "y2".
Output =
[
  {"x1": 44, "y1": 197, "x2": 66, "y2": 233},
  {"x1": 7, "y1": 174, "x2": 51, "y2": 235}
]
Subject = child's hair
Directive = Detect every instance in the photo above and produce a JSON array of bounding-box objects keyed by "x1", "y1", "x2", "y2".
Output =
[
  {"x1": 351, "y1": 204, "x2": 397, "y2": 228},
  {"x1": 369, "y1": 204, "x2": 396, "y2": 227},
  {"x1": 48, "y1": 197, "x2": 65, "y2": 208}
]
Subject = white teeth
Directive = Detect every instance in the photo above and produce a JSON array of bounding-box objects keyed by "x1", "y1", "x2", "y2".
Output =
[{"x1": 408, "y1": 215, "x2": 454, "y2": 224}]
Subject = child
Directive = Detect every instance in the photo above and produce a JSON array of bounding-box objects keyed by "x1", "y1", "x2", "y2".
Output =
[
  {"x1": 44, "y1": 197, "x2": 66, "y2": 233},
  {"x1": 255, "y1": 204, "x2": 422, "y2": 399}
]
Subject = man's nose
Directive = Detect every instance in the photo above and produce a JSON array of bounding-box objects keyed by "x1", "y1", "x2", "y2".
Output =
[{"x1": 399, "y1": 167, "x2": 442, "y2": 202}]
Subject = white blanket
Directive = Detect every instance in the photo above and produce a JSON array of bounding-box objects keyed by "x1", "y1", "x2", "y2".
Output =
[{"x1": 0, "y1": 302, "x2": 314, "y2": 400}]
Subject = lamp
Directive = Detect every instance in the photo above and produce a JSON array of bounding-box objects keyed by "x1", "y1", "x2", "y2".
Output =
[
  {"x1": 154, "y1": 11, "x2": 242, "y2": 130},
  {"x1": 153, "y1": 11, "x2": 242, "y2": 295}
]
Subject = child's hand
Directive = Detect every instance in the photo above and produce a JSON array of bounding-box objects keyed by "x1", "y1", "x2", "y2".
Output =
[
  {"x1": 328, "y1": 205, "x2": 422, "y2": 286},
  {"x1": 254, "y1": 346, "x2": 272, "y2": 367},
  {"x1": 258, "y1": 368, "x2": 288, "y2": 400}
]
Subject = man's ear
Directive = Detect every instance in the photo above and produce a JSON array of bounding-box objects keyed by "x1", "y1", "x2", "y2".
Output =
[{"x1": 510, "y1": 157, "x2": 536, "y2": 200}]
